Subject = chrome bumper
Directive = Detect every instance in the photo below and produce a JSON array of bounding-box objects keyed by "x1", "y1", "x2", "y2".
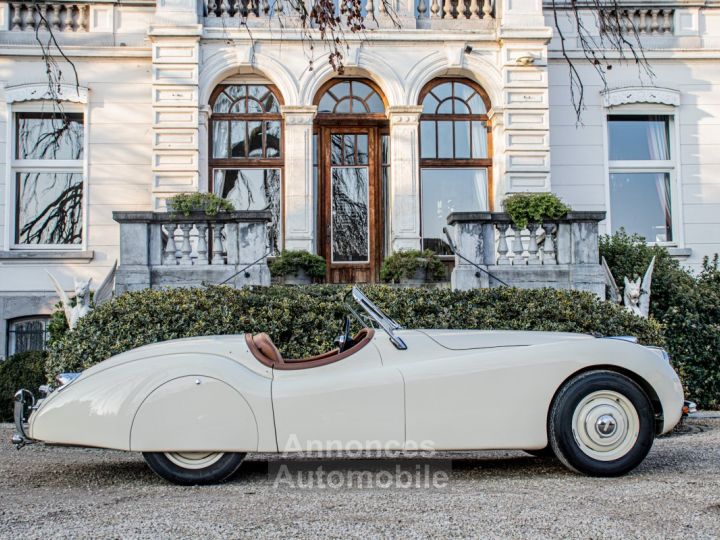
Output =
[{"x1": 13, "y1": 389, "x2": 35, "y2": 448}]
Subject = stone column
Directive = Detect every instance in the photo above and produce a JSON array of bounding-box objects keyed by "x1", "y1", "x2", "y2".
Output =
[
  {"x1": 281, "y1": 106, "x2": 317, "y2": 252},
  {"x1": 149, "y1": 0, "x2": 202, "y2": 210},
  {"x1": 387, "y1": 106, "x2": 423, "y2": 252}
]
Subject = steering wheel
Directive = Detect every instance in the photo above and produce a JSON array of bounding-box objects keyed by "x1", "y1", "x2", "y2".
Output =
[{"x1": 334, "y1": 316, "x2": 352, "y2": 352}]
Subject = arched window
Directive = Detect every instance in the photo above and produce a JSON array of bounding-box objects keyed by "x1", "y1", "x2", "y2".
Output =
[
  {"x1": 419, "y1": 79, "x2": 491, "y2": 255},
  {"x1": 210, "y1": 83, "x2": 283, "y2": 252},
  {"x1": 317, "y1": 80, "x2": 385, "y2": 114}
]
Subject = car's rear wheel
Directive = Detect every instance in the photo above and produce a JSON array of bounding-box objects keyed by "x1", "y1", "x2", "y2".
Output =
[
  {"x1": 143, "y1": 451, "x2": 246, "y2": 485},
  {"x1": 549, "y1": 370, "x2": 655, "y2": 477}
]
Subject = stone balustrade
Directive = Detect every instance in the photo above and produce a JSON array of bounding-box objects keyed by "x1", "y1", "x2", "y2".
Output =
[
  {"x1": 113, "y1": 210, "x2": 272, "y2": 293},
  {"x1": 447, "y1": 211, "x2": 607, "y2": 297},
  {"x1": 202, "y1": 0, "x2": 495, "y2": 25},
  {"x1": 9, "y1": 2, "x2": 89, "y2": 32},
  {"x1": 601, "y1": 8, "x2": 674, "y2": 35}
]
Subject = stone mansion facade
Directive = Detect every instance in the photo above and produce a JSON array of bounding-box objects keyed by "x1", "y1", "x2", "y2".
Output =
[{"x1": 1, "y1": 0, "x2": 720, "y2": 356}]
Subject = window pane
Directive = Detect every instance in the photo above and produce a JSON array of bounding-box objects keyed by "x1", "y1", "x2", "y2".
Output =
[
  {"x1": 610, "y1": 172, "x2": 672, "y2": 242},
  {"x1": 213, "y1": 168, "x2": 282, "y2": 253},
  {"x1": 381, "y1": 134, "x2": 389, "y2": 165},
  {"x1": 335, "y1": 98, "x2": 351, "y2": 114},
  {"x1": 353, "y1": 82, "x2": 373, "y2": 99},
  {"x1": 332, "y1": 167, "x2": 369, "y2": 262},
  {"x1": 247, "y1": 121, "x2": 263, "y2": 157},
  {"x1": 356, "y1": 134, "x2": 369, "y2": 165},
  {"x1": 213, "y1": 92, "x2": 231, "y2": 113},
  {"x1": 331, "y1": 134, "x2": 344, "y2": 165},
  {"x1": 471, "y1": 121, "x2": 488, "y2": 158},
  {"x1": 213, "y1": 121, "x2": 229, "y2": 158},
  {"x1": 225, "y1": 85, "x2": 246, "y2": 101},
  {"x1": 230, "y1": 121, "x2": 245, "y2": 158},
  {"x1": 318, "y1": 93, "x2": 336, "y2": 113},
  {"x1": 16, "y1": 172, "x2": 83, "y2": 245},
  {"x1": 422, "y1": 94, "x2": 439, "y2": 114},
  {"x1": 608, "y1": 115, "x2": 670, "y2": 160},
  {"x1": 454, "y1": 121, "x2": 471, "y2": 158},
  {"x1": 247, "y1": 98, "x2": 263, "y2": 114},
  {"x1": 366, "y1": 92, "x2": 384, "y2": 113},
  {"x1": 438, "y1": 121, "x2": 453, "y2": 158},
  {"x1": 17, "y1": 113, "x2": 83, "y2": 160},
  {"x1": 421, "y1": 121, "x2": 436, "y2": 159},
  {"x1": 421, "y1": 168, "x2": 488, "y2": 254},
  {"x1": 437, "y1": 99, "x2": 453, "y2": 114},
  {"x1": 432, "y1": 82, "x2": 452, "y2": 101},
  {"x1": 8, "y1": 318, "x2": 48, "y2": 355},
  {"x1": 265, "y1": 121, "x2": 281, "y2": 158},
  {"x1": 230, "y1": 99, "x2": 246, "y2": 114}
]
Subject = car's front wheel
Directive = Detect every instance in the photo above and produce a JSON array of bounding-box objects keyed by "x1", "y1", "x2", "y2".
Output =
[
  {"x1": 143, "y1": 451, "x2": 246, "y2": 485},
  {"x1": 549, "y1": 370, "x2": 655, "y2": 477}
]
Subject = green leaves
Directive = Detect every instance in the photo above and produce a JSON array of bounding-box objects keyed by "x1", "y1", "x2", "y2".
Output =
[
  {"x1": 503, "y1": 193, "x2": 571, "y2": 230},
  {"x1": 0, "y1": 351, "x2": 48, "y2": 422},
  {"x1": 167, "y1": 192, "x2": 234, "y2": 217},
  {"x1": 380, "y1": 250, "x2": 446, "y2": 283},
  {"x1": 47, "y1": 285, "x2": 663, "y2": 382},
  {"x1": 269, "y1": 250, "x2": 327, "y2": 279}
]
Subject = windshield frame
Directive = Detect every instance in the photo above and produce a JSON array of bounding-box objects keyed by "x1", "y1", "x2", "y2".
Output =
[{"x1": 350, "y1": 286, "x2": 407, "y2": 350}]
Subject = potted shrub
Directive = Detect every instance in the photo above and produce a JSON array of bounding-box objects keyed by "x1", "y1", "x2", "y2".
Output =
[
  {"x1": 166, "y1": 192, "x2": 235, "y2": 217},
  {"x1": 269, "y1": 250, "x2": 326, "y2": 285},
  {"x1": 503, "y1": 192, "x2": 570, "y2": 230},
  {"x1": 380, "y1": 249, "x2": 446, "y2": 285}
]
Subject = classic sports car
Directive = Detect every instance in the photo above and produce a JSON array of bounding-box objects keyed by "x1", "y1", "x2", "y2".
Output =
[{"x1": 14, "y1": 287, "x2": 684, "y2": 485}]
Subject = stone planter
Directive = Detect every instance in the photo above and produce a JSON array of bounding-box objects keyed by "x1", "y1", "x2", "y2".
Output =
[
  {"x1": 282, "y1": 268, "x2": 313, "y2": 285},
  {"x1": 398, "y1": 266, "x2": 427, "y2": 286}
]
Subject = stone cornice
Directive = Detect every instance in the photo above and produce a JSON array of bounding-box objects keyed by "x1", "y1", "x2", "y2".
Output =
[
  {"x1": 281, "y1": 105, "x2": 317, "y2": 124},
  {"x1": 387, "y1": 105, "x2": 423, "y2": 124},
  {"x1": 602, "y1": 86, "x2": 680, "y2": 107},
  {"x1": 4, "y1": 83, "x2": 88, "y2": 104}
]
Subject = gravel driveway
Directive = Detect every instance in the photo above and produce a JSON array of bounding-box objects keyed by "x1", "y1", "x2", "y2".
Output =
[{"x1": 1, "y1": 417, "x2": 719, "y2": 539}]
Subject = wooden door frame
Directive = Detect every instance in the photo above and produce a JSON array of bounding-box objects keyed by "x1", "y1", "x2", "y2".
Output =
[{"x1": 315, "y1": 120, "x2": 387, "y2": 283}]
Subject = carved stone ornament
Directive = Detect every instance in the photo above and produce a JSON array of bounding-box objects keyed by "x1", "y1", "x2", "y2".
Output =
[
  {"x1": 5, "y1": 83, "x2": 89, "y2": 104},
  {"x1": 387, "y1": 106, "x2": 423, "y2": 125},
  {"x1": 281, "y1": 106, "x2": 317, "y2": 124},
  {"x1": 602, "y1": 87, "x2": 679, "y2": 108}
]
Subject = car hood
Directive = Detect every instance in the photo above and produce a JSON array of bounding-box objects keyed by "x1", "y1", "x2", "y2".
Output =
[{"x1": 416, "y1": 329, "x2": 594, "y2": 350}]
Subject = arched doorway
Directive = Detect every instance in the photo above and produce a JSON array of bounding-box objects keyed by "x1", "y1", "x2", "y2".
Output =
[{"x1": 314, "y1": 79, "x2": 388, "y2": 283}]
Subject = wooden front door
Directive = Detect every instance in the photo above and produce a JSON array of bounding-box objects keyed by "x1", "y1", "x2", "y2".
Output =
[{"x1": 318, "y1": 126, "x2": 382, "y2": 283}]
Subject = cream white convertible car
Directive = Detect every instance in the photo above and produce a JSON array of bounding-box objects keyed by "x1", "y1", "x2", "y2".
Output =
[{"x1": 14, "y1": 287, "x2": 684, "y2": 485}]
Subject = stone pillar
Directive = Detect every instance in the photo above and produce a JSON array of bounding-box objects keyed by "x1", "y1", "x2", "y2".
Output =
[
  {"x1": 498, "y1": 0, "x2": 552, "y2": 203},
  {"x1": 448, "y1": 212, "x2": 491, "y2": 290},
  {"x1": 149, "y1": 1, "x2": 202, "y2": 210},
  {"x1": 281, "y1": 106, "x2": 317, "y2": 252},
  {"x1": 387, "y1": 106, "x2": 423, "y2": 252}
]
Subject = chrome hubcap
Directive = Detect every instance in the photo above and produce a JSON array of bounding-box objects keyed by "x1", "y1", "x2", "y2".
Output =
[
  {"x1": 571, "y1": 390, "x2": 640, "y2": 461},
  {"x1": 595, "y1": 414, "x2": 617, "y2": 437},
  {"x1": 164, "y1": 452, "x2": 225, "y2": 470}
]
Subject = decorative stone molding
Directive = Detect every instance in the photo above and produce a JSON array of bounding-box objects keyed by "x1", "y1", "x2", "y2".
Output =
[
  {"x1": 281, "y1": 105, "x2": 317, "y2": 124},
  {"x1": 603, "y1": 87, "x2": 680, "y2": 108},
  {"x1": 5, "y1": 83, "x2": 88, "y2": 104},
  {"x1": 387, "y1": 105, "x2": 423, "y2": 125}
]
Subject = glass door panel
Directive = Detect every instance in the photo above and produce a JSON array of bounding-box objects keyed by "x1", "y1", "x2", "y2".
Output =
[{"x1": 331, "y1": 166, "x2": 369, "y2": 263}]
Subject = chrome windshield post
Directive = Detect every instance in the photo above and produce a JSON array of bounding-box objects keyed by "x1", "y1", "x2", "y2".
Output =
[{"x1": 351, "y1": 287, "x2": 407, "y2": 350}]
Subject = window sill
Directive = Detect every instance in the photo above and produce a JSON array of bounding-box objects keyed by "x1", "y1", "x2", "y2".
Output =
[
  {"x1": 667, "y1": 247, "x2": 692, "y2": 259},
  {"x1": 0, "y1": 250, "x2": 95, "y2": 262}
]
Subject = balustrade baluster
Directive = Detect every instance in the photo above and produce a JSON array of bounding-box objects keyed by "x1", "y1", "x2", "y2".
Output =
[
  {"x1": 468, "y1": 0, "x2": 479, "y2": 19},
  {"x1": 206, "y1": 0, "x2": 216, "y2": 17},
  {"x1": 430, "y1": 0, "x2": 440, "y2": 18},
  {"x1": 496, "y1": 223, "x2": 510, "y2": 265},
  {"x1": 38, "y1": 5, "x2": 47, "y2": 30},
  {"x1": 378, "y1": 0, "x2": 387, "y2": 14},
  {"x1": 417, "y1": 0, "x2": 426, "y2": 18},
  {"x1": 11, "y1": 3, "x2": 22, "y2": 30},
  {"x1": 481, "y1": 0, "x2": 491, "y2": 18},
  {"x1": 542, "y1": 223, "x2": 556, "y2": 265},
  {"x1": 195, "y1": 223, "x2": 209, "y2": 266},
  {"x1": 163, "y1": 224, "x2": 179, "y2": 265},
  {"x1": 220, "y1": 0, "x2": 230, "y2": 17},
  {"x1": 211, "y1": 225, "x2": 225, "y2": 265},
  {"x1": 366, "y1": 0, "x2": 374, "y2": 17},
  {"x1": 623, "y1": 10, "x2": 633, "y2": 33},
  {"x1": 51, "y1": 4, "x2": 61, "y2": 29},
  {"x1": 261, "y1": 0, "x2": 269, "y2": 15},
  {"x1": 62, "y1": 6, "x2": 72, "y2": 31},
  {"x1": 80, "y1": 5, "x2": 88, "y2": 31},
  {"x1": 511, "y1": 226, "x2": 526, "y2": 265},
  {"x1": 25, "y1": 4, "x2": 36, "y2": 30},
  {"x1": 639, "y1": 9, "x2": 647, "y2": 33},
  {"x1": 179, "y1": 224, "x2": 193, "y2": 265},
  {"x1": 248, "y1": 0, "x2": 257, "y2": 17},
  {"x1": 662, "y1": 9, "x2": 672, "y2": 33},
  {"x1": 526, "y1": 223, "x2": 541, "y2": 265},
  {"x1": 650, "y1": 9, "x2": 659, "y2": 33},
  {"x1": 442, "y1": 0, "x2": 452, "y2": 19}
]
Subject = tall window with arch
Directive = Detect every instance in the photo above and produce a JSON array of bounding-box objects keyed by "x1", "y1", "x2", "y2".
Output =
[
  {"x1": 419, "y1": 79, "x2": 491, "y2": 254},
  {"x1": 210, "y1": 83, "x2": 283, "y2": 253}
]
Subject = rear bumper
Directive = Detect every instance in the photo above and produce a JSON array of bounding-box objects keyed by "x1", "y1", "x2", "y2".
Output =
[{"x1": 13, "y1": 389, "x2": 35, "y2": 447}]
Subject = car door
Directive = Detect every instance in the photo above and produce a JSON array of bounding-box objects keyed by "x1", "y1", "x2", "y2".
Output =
[{"x1": 271, "y1": 339, "x2": 405, "y2": 451}]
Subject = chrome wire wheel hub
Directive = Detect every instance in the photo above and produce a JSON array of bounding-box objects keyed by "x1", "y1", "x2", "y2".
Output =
[
  {"x1": 571, "y1": 390, "x2": 640, "y2": 461},
  {"x1": 164, "y1": 452, "x2": 225, "y2": 470}
]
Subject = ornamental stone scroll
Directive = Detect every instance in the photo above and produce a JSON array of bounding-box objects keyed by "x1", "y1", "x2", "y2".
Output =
[{"x1": 602, "y1": 87, "x2": 680, "y2": 108}]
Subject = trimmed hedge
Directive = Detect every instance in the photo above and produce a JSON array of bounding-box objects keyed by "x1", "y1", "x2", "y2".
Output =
[
  {"x1": 47, "y1": 285, "x2": 663, "y2": 377},
  {"x1": 601, "y1": 230, "x2": 720, "y2": 409},
  {"x1": 0, "y1": 351, "x2": 48, "y2": 422}
]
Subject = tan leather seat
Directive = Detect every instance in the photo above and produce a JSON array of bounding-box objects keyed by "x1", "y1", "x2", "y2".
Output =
[{"x1": 245, "y1": 329, "x2": 375, "y2": 370}]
